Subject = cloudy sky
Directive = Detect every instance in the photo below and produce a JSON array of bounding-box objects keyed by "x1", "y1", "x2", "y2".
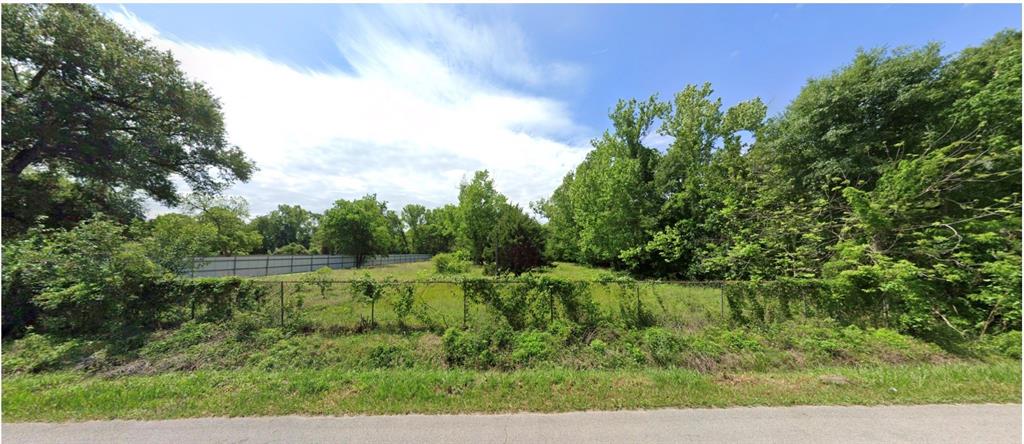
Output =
[{"x1": 101, "y1": 4, "x2": 1020, "y2": 218}]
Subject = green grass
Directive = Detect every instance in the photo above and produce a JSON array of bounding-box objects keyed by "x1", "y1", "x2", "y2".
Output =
[
  {"x1": 256, "y1": 261, "x2": 725, "y2": 331},
  {"x1": 8, "y1": 261, "x2": 1017, "y2": 422},
  {"x1": 3, "y1": 362, "x2": 1019, "y2": 422}
]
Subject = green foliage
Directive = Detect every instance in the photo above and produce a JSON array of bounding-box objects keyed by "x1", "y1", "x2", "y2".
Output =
[
  {"x1": 364, "y1": 344, "x2": 413, "y2": 369},
  {"x1": 492, "y1": 203, "x2": 547, "y2": 276},
  {"x1": 1, "y1": 4, "x2": 254, "y2": 238},
  {"x1": 183, "y1": 194, "x2": 262, "y2": 256},
  {"x1": 974, "y1": 331, "x2": 1022, "y2": 359},
  {"x1": 318, "y1": 195, "x2": 399, "y2": 265},
  {"x1": 433, "y1": 251, "x2": 471, "y2": 275},
  {"x1": 392, "y1": 284, "x2": 416, "y2": 326},
  {"x1": 510, "y1": 331, "x2": 554, "y2": 365},
  {"x1": 172, "y1": 277, "x2": 269, "y2": 322},
  {"x1": 2, "y1": 217, "x2": 172, "y2": 335},
  {"x1": 457, "y1": 170, "x2": 507, "y2": 264},
  {"x1": 1, "y1": 333, "x2": 91, "y2": 373},
  {"x1": 540, "y1": 30, "x2": 1022, "y2": 339},
  {"x1": 350, "y1": 273, "x2": 391, "y2": 325},
  {"x1": 300, "y1": 267, "x2": 334, "y2": 297},
  {"x1": 250, "y1": 205, "x2": 317, "y2": 254},
  {"x1": 414, "y1": 205, "x2": 460, "y2": 255},
  {"x1": 1, "y1": 170, "x2": 145, "y2": 239},
  {"x1": 723, "y1": 279, "x2": 832, "y2": 326},
  {"x1": 441, "y1": 327, "x2": 489, "y2": 368},
  {"x1": 142, "y1": 213, "x2": 218, "y2": 274},
  {"x1": 274, "y1": 243, "x2": 309, "y2": 255}
]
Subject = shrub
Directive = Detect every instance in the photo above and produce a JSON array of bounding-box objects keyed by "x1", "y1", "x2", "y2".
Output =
[
  {"x1": 433, "y1": 251, "x2": 471, "y2": 275},
  {"x1": 300, "y1": 267, "x2": 334, "y2": 297},
  {"x1": 723, "y1": 279, "x2": 832, "y2": 327},
  {"x1": 365, "y1": 343, "x2": 413, "y2": 368},
  {"x1": 642, "y1": 328, "x2": 681, "y2": 366},
  {"x1": 2, "y1": 333, "x2": 91, "y2": 373},
  {"x1": 274, "y1": 243, "x2": 309, "y2": 255},
  {"x1": 141, "y1": 321, "x2": 217, "y2": 356},
  {"x1": 2, "y1": 218, "x2": 175, "y2": 335},
  {"x1": 441, "y1": 327, "x2": 487, "y2": 367},
  {"x1": 350, "y1": 274, "x2": 391, "y2": 326},
  {"x1": 589, "y1": 338, "x2": 608, "y2": 354},
  {"x1": 511, "y1": 331, "x2": 554, "y2": 365},
  {"x1": 492, "y1": 203, "x2": 547, "y2": 276},
  {"x1": 229, "y1": 311, "x2": 266, "y2": 341},
  {"x1": 392, "y1": 283, "x2": 416, "y2": 327},
  {"x1": 173, "y1": 277, "x2": 269, "y2": 322},
  {"x1": 975, "y1": 331, "x2": 1022, "y2": 359}
]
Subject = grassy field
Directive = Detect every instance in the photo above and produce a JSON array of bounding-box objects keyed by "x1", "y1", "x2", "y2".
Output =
[
  {"x1": 4, "y1": 362, "x2": 1019, "y2": 422},
  {"x1": 256, "y1": 261, "x2": 725, "y2": 331}
]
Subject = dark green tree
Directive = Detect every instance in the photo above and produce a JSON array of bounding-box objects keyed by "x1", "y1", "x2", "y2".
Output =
[{"x1": 1, "y1": 4, "x2": 254, "y2": 237}]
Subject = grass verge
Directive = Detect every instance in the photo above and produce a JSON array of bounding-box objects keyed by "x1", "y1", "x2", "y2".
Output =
[{"x1": 3, "y1": 362, "x2": 1019, "y2": 422}]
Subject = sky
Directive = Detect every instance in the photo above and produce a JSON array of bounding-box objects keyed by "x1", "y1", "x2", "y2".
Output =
[{"x1": 98, "y1": 4, "x2": 1022, "y2": 218}]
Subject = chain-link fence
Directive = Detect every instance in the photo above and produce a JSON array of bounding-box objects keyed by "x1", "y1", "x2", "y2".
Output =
[
  {"x1": 252, "y1": 279, "x2": 728, "y2": 332},
  {"x1": 186, "y1": 254, "x2": 433, "y2": 278}
]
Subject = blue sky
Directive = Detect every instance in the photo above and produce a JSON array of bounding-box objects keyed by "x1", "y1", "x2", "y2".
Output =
[{"x1": 100, "y1": 4, "x2": 1021, "y2": 217}]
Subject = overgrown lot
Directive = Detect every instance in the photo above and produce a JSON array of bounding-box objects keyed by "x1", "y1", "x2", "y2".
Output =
[{"x1": 4, "y1": 261, "x2": 1020, "y2": 421}]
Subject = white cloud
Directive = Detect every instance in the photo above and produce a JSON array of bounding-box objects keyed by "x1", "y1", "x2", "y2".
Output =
[{"x1": 107, "y1": 5, "x2": 591, "y2": 217}]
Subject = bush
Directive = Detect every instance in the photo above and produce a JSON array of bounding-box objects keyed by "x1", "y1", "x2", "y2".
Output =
[
  {"x1": 975, "y1": 331, "x2": 1022, "y2": 359},
  {"x1": 492, "y1": 203, "x2": 547, "y2": 276},
  {"x1": 511, "y1": 331, "x2": 554, "y2": 365},
  {"x1": 365, "y1": 343, "x2": 413, "y2": 368},
  {"x1": 642, "y1": 328, "x2": 681, "y2": 366},
  {"x1": 723, "y1": 279, "x2": 832, "y2": 327},
  {"x1": 172, "y1": 277, "x2": 269, "y2": 322},
  {"x1": 2, "y1": 333, "x2": 92, "y2": 373},
  {"x1": 350, "y1": 274, "x2": 391, "y2": 325},
  {"x1": 274, "y1": 243, "x2": 309, "y2": 255},
  {"x1": 2, "y1": 218, "x2": 175, "y2": 335},
  {"x1": 441, "y1": 328, "x2": 488, "y2": 367},
  {"x1": 433, "y1": 251, "x2": 471, "y2": 275},
  {"x1": 300, "y1": 267, "x2": 333, "y2": 297}
]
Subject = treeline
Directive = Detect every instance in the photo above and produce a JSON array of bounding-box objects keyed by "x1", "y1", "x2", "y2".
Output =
[
  {"x1": 537, "y1": 30, "x2": 1021, "y2": 338},
  {"x1": 139, "y1": 168, "x2": 544, "y2": 273}
]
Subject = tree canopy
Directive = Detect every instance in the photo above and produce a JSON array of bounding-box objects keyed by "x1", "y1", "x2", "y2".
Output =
[
  {"x1": 317, "y1": 195, "x2": 400, "y2": 265},
  {"x1": 1, "y1": 4, "x2": 254, "y2": 237},
  {"x1": 541, "y1": 30, "x2": 1022, "y2": 337}
]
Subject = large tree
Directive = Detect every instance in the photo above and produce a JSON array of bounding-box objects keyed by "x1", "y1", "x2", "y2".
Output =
[
  {"x1": 457, "y1": 170, "x2": 507, "y2": 264},
  {"x1": 250, "y1": 204, "x2": 317, "y2": 253},
  {"x1": 568, "y1": 96, "x2": 668, "y2": 266},
  {"x1": 317, "y1": 195, "x2": 398, "y2": 265},
  {"x1": 1, "y1": 4, "x2": 254, "y2": 237},
  {"x1": 414, "y1": 204, "x2": 459, "y2": 254},
  {"x1": 182, "y1": 194, "x2": 261, "y2": 256}
]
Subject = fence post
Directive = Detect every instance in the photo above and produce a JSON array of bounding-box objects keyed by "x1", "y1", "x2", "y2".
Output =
[
  {"x1": 191, "y1": 297, "x2": 196, "y2": 321},
  {"x1": 636, "y1": 285, "x2": 641, "y2": 322},
  {"x1": 265, "y1": 255, "x2": 270, "y2": 277},
  {"x1": 232, "y1": 256, "x2": 237, "y2": 276},
  {"x1": 720, "y1": 284, "x2": 725, "y2": 318},
  {"x1": 549, "y1": 288, "x2": 554, "y2": 325},
  {"x1": 280, "y1": 281, "x2": 285, "y2": 327},
  {"x1": 290, "y1": 255, "x2": 295, "y2": 274}
]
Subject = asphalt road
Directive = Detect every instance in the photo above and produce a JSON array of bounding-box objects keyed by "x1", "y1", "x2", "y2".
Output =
[{"x1": 4, "y1": 404, "x2": 1020, "y2": 443}]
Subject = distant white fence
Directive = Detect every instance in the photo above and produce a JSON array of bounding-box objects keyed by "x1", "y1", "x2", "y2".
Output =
[{"x1": 186, "y1": 253, "x2": 433, "y2": 278}]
